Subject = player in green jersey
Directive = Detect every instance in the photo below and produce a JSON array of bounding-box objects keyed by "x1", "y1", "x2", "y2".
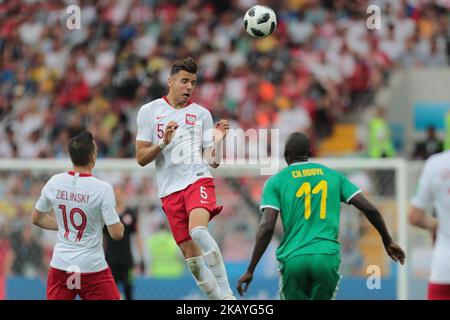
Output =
[{"x1": 237, "y1": 132, "x2": 405, "y2": 300}]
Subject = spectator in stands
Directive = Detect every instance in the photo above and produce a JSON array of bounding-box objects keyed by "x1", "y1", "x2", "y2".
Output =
[
  {"x1": 0, "y1": 127, "x2": 17, "y2": 158},
  {"x1": 104, "y1": 185, "x2": 145, "y2": 300},
  {"x1": 146, "y1": 221, "x2": 184, "y2": 278},
  {"x1": 413, "y1": 126, "x2": 443, "y2": 160},
  {"x1": 445, "y1": 110, "x2": 450, "y2": 150},
  {"x1": 368, "y1": 107, "x2": 396, "y2": 158},
  {"x1": 11, "y1": 224, "x2": 44, "y2": 277},
  {"x1": 0, "y1": 0, "x2": 447, "y2": 161},
  {"x1": 427, "y1": 38, "x2": 447, "y2": 66}
]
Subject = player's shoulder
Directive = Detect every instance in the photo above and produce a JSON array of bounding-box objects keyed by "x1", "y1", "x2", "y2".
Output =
[
  {"x1": 425, "y1": 150, "x2": 450, "y2": 166},
  {"x1": 190, "y1": 101, "x2": 212, "y2": 115},
  {"x1": 320, "y1": 163, "x2": 341, "y2": 176},
  {"x1": 90, "y1": 177, "x2": 114, "y2": 191},
  {"x1": 265, "y1": 170, "x2": 284, "y2": 186},
  {"x1": 43, "y1": 172, "x2": 77, "y2": 191},
  {"x1": 138, "y1": 98, "x2": 165, "y2": 113},
  {"x1": 47, "y1": 172, "x2": 73, "y2": 184}
]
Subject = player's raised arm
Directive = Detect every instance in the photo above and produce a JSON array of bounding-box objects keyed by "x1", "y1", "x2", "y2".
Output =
[
  {"x1": 349, "y1": 193, "x2": 406, "y2": 265},
  {"x1": 203, "y1": 119, "x2": 229, "y2": 168},
  {"x1": 136, "y1": 121, "x2": 179, "y2": 166}
]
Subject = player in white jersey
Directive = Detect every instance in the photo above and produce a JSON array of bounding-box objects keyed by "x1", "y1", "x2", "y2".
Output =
[
  {"x1": 136, "y1": 57, "x2": 235, "y2": 300},
  {"x1": 32, "y1": 131, "x2": 124, "y2": 300},
  {"x1": 409, "y1": 150, "x2": 450, "y2": 299}
]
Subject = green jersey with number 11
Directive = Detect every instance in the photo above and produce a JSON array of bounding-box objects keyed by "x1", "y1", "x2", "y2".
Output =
[{"x1": 260, "y1": 162, "x2": 361, "y2": 264}]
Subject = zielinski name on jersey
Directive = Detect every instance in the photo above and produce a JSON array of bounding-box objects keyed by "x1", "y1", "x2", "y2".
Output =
[{"x1": 56, "y1": 189, "x2": 90, "y2": 204}]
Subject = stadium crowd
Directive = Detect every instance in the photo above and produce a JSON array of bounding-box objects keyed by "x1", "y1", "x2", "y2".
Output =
[{"x1": 1, "y1": 0, "x2": 449, "y2": 159}]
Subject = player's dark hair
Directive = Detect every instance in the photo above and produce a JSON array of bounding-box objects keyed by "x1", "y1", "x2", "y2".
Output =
[
  {"x1": 68, "y1": 130, "x2": 95, "y2": 166},
  {"x1": 284, "y1": 132, "x2": 312, "y2": 164},
  {"x1": 170, "y1": 56, "x2": 198, "y2": 75}
]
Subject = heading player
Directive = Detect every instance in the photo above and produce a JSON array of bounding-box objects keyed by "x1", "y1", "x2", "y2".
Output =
[
  {"x1": 135, "y1": 57, "x2": 235, "y2": 299},
  {"x1": 32, "y1": 130, "x2": 124, "y2": 300},
  {"x1": 237, "y1": 132, "x2": 405, "y2": 300}
]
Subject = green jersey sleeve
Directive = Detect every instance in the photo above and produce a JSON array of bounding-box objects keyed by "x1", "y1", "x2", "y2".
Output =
[
  {"x1": 339, "y1": 173, "x2": 361, "y2": 203},
  {"x1": 260, "y1": 177, "x2": 281, "y2": 212}
]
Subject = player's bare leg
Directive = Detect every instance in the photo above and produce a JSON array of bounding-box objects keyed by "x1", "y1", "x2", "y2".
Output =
[
  {"x1": 189, "y1": 208, "x2": 235, "y2": 299},
  {"x1": 179, "y1": 240, "x2": 222, "y2": 300}
]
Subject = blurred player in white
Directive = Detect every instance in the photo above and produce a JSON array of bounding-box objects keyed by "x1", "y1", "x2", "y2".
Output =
[
  {"x1": 136, "y1": 57, "x2": 235, "y2": 299},
  {"x1": 32, "y1": 130, "x2": 124, "y2": 300},
  {"x1": 409, "y1": 150, "x2": 450, "y2": 300}
]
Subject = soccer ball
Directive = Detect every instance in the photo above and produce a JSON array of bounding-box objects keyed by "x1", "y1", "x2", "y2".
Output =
[{"x1": 243, "y1": 5, "x2": 277, "y2": 38}]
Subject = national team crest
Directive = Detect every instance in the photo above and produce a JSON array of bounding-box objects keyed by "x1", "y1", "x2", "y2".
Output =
[{"x1": 186, "y1": 114, "x2": 197, "y2": 125}]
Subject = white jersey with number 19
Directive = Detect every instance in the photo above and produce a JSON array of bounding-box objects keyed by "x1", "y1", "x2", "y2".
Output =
[
  {"x1": 35, "y1": 171, "x2": 120, "y2": 273},
  {"x1": 412, "y1": 150, "x2": 450, "y2": 283}
]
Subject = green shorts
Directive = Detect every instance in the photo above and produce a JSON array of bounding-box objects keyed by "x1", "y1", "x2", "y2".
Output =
[{"x1": 279, "y1": 253, "x2": 341, "y2": 300}]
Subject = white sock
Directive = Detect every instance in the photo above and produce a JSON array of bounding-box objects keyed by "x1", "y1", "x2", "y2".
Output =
[
  {"x1": 190, "y1": 226, "x2": 234, "y2": 298},
  {"x1": 186, "y1": 255, "x2": 222, "y2": 300}
]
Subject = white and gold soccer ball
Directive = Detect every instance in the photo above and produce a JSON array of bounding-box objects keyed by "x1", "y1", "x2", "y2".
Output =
[{"x1": 243, "y1": 5, "x2": 277, "y2": 38}]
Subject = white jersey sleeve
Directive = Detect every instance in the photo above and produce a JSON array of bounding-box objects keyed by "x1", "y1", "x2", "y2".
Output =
[
  {"x1": 411, "y1": 158, "x2": 434, "y2": 210},
  {"x1": 202, "y1": 111, "x2": 214, "y2": 148},
  {"x1": 101, "y1": 184, "x2": 120, "y2": 226},
  {"x1": 35, "y1": 180, "x2": 53, "y2": 212},
  {"x1": 136, "y1": 105, "x2": 153, "y2": 142}
]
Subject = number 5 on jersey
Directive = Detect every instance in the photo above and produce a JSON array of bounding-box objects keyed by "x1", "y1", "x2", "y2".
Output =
[
  {"x1": 58, "y1": 205, "x2": 87, "y2": 242},
  {"x1": 200, "y1": 186, "x2": 208, "y2": 199},
  {"x1": 296, "y1": 181, "x2": 328, "y2": 220},
  {"x1": 200, "y1": 186, "x2": 209, "y2": 204},
  {"x1": 157, "y1": 123, "x2": 164, "y2": 139}
]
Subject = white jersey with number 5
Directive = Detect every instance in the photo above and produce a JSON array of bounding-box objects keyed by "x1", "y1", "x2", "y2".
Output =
[
  {"x1": 136, "y1": 96, "x2": 214, "y2": 198},
  {"x1": 412, "y1": 150, "x2": 450, "y2": 283},
  {"x1": 35, "y1": 171, "x2": 120, "y2": 273}
]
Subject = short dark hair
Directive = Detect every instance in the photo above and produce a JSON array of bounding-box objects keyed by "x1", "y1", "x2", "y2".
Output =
[
  {"x1": 284, "y1": 132, "x2": 311, "y2": 164},
  {"x1": 68, "y1": 130, "x2": 95, "y2": 166},
  {"x1": 170, "y1": 56, "x2": 197, "y2": 75}
]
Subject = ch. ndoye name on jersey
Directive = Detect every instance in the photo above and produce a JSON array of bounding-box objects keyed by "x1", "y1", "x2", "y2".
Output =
[{"x1": 291, "y1": 168, "x2": 325, "y2": 178}]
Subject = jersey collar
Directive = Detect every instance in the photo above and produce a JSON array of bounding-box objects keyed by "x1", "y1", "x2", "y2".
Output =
[
  {"x1": 163, "y1": 96, "x2": 193, "y2": 109},
  {"x1": 68, "y1": 171, "x2": 93, "y2": 177},
  {"x1": 289, "y1": 161, "x2": 309, "y2": 166}
]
